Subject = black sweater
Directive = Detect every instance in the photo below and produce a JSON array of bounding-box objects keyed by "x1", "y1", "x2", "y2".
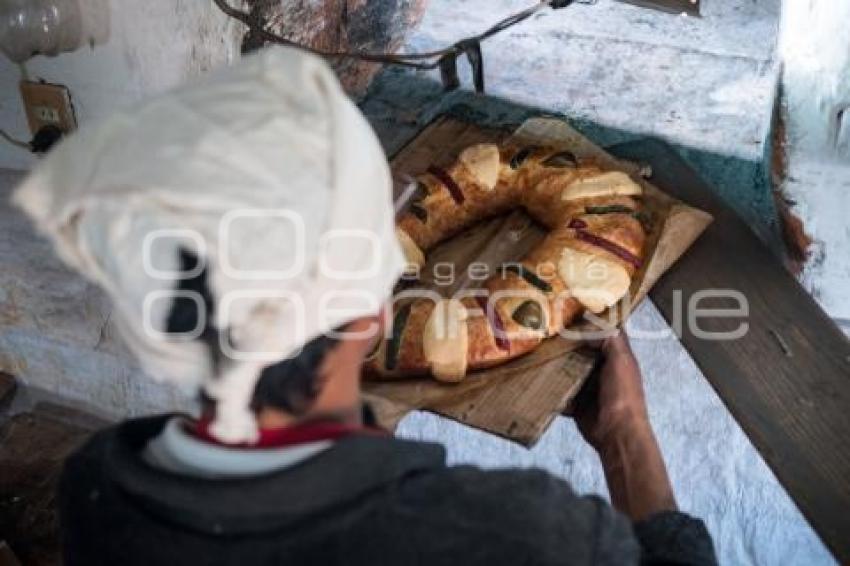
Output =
[{"x1": 59, "y1": 415, "x2": 716, "y2": 565}]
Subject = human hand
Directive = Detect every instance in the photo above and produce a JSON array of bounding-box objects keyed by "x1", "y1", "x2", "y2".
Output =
[
  {"x1": 574, "y1": 331, "x2": 651, "y2": 451},
  {"x1": 572, "y1": 331, "x2": 676, "y2": 520}
]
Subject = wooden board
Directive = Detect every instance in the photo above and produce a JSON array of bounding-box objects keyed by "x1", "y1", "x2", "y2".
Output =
[{"x1": 608, "y1": 138, "x2": 850, "y2": 563}]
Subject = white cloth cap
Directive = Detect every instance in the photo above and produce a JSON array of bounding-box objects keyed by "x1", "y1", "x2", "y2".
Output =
[{"x1": 13, "y1": 47, "x2": 406, "y2": 442}]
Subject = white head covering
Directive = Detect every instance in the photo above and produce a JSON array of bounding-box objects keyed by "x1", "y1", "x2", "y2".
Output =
[{"x1": 13, "y1": 47, "x2": 406, "y2": 442}]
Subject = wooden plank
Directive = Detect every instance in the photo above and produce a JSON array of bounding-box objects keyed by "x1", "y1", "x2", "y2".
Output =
[{"x1": 608, "y1": 138, "x2": 850, "y2": 563}]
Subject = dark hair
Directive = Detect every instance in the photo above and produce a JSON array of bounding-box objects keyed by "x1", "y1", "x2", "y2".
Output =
[
  {"x1": 250, "y1": 332, "x2": 339, "y2": 415},
  {"x1": 166, "y1": 248, "x2": 339, "y2": 417}
]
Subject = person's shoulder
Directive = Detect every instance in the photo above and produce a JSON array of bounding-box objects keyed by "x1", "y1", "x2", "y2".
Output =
[{"x1": 61, "y1": 414, "x2": 172, "y2": 482}]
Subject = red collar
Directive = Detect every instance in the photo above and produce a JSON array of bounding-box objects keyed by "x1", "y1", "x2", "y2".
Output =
[{"x1": 190, "y1": 417, "x2": 386, "y2": 449}]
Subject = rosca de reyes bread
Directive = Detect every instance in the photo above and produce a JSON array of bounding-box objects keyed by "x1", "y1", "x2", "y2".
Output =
[{"x1": 367, "y1": 143, "x2": 647, "y2": 383}]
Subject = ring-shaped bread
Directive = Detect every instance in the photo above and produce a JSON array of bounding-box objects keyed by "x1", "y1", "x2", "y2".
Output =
[{"x1": 368, "y1": 143, "x2": 647, "y2": 382}]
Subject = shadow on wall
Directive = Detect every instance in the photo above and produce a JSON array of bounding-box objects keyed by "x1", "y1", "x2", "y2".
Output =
[{"x1": 359, "y1": 68, "x2": 784, "y2": 256}]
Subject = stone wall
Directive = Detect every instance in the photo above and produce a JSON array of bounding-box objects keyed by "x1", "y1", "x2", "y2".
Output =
[{"x1": 242, "y1": 0, "x2": 428, "y2": 95}]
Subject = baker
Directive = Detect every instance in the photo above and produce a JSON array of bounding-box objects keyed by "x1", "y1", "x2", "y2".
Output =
[{"x1": 14, "y1": 47, "x2": 716, "y2": 565}]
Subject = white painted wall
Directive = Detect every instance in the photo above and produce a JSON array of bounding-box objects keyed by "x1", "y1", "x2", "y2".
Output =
[
  {"x1": 779, "y1": 0, "x2": 850, "y2": 325},
  {"x1": 779, "y1": 0, "x2": 850, "y2": 158},
  {"x1": 0, "y1": 1, "x2": 243, "y2": 170}
]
